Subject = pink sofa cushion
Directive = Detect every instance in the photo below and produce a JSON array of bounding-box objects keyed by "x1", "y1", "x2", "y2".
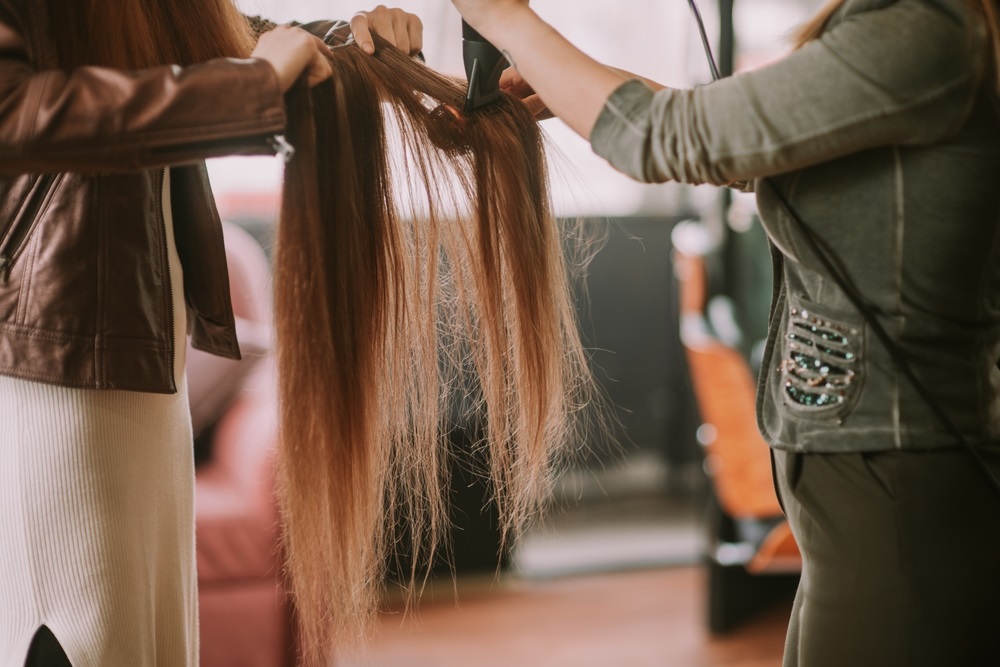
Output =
[
  {"x1": 196, "y1": 359, "x2": 281, "y2": 583},
  {"x1": 198, "y1": 581, "x2": 291, "y2": 667},
  {"x1": 187, "y1": 316, "x2": 269, "y2": 437},
  {"x1": 196, "y1": 470, "x2": 281, "y2": 582}
]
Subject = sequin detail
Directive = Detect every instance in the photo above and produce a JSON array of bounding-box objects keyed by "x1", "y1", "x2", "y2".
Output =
[{"x1": 781, "y1": 306, "x2": 859, "y2": 408}]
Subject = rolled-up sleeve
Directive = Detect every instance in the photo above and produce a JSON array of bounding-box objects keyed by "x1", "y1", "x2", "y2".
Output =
[{"x1": 590, "y1": 0, "x2": 981, "y2": 185}]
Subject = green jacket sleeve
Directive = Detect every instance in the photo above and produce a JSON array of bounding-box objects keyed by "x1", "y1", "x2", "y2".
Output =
[{"x1": 590, "y1": 0, "x2": 984, "y2": 185}]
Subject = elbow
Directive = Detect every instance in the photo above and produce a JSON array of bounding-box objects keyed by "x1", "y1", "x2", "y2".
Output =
[
  {"x1": 605, "y1": 143, "x2": 717, "y2": 187},
  {"x1": 639, "y1": 141, "x2": 727, "y2": 187}
]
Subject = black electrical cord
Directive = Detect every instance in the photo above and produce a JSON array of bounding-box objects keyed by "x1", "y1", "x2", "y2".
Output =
[
  {"x1": 685, "y1": 0, "x2": 1000, "y2": 497},
  {"x1": 763, "y1": 182, "x2": 1000, "y2": 497},
  {"x1": 686, "y1": 0, "x2": 722, "y2": 81}
]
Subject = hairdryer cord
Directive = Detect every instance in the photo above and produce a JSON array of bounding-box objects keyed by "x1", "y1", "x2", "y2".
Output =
[{"x1": 684, "y1": 0, "x2": 1000, "y2": 497}]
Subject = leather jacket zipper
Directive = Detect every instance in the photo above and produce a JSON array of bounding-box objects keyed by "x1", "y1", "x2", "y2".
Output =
[
  {"x1": 148, "y1": 133, "x2": 295, "y2": 163},
  {"x1": 0, "y1": 175, "x2": 57, "y2": 286}
]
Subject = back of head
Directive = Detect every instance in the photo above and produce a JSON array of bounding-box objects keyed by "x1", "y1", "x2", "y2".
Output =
[{"x1": 45, "y1": 0, "x2": 254, "y2": 69}]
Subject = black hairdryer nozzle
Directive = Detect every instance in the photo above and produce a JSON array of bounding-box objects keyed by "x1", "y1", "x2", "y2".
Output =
[{"x1": 463, "y1": 21, "x2": 507, "y2": 112}]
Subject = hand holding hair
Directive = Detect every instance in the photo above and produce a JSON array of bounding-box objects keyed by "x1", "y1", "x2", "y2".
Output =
[
  {"x1": 251, "y1": 25, "x2": 333, "y2": 91},
  {"x1": 499, "y1": 67, "x2": 553, "y2": 120},
  {"x1": 350, "y1": 5, "x2": 424, "y2": 55}
]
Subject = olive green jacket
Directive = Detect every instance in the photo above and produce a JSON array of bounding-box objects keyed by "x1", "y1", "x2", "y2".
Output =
[{"x1": 591, "y1": 0, "x2": 1000, "y2": 451}]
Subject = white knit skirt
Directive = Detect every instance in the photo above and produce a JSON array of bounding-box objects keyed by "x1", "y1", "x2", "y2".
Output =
[{"x1": 0, "y1": 170, "x2": 197, "y2": 666}]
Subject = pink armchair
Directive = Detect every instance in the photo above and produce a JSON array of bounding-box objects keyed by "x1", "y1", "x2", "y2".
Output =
[{"x1": 191, "y1": 222, "x2": 297, "y2": 667}]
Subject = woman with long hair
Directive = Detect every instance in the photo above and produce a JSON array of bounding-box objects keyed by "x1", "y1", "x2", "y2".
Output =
[
  {"x1": 0, "y1": 2, "x2": 423, "y2": 665},
  {"x1": 449, "y1": 0, "x2": 1000, "y2": 664}
]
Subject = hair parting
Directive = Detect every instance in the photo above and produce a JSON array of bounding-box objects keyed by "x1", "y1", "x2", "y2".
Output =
[{"x1": 274, "y1": 38, "x2": 599, "y2": 664}]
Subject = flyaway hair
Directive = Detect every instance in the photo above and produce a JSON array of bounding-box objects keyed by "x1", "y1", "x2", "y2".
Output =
[{"x1": 274, "y1": 38, "x2": 597, "y2": 664}]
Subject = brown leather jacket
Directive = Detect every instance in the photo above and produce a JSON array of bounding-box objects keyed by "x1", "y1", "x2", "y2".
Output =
[{"x1": 0, "y1": 1, "x2": 346, "y2": 394}]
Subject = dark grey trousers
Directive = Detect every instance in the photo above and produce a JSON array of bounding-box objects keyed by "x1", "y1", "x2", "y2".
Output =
[{"x1": 773, "y1": 447, "x2": 1000, "y2": 667}]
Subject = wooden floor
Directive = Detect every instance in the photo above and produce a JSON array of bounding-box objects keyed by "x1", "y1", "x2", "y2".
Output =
[{"x1": 337, "y1": 566, "x2": 792, "y2": 667}]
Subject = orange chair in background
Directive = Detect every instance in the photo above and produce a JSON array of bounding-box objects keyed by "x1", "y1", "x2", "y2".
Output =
[{"x1": 673, "y1": 228, "x2": 800, "y2": 632}]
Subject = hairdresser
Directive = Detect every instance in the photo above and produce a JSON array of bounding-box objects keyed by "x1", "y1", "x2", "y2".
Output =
[
  {"x1": 0, "y1": 2, "x2": 424, "y2": 666},
  {"x1": 451, "y1": 0, "x2": 1000, "y2": 665}
]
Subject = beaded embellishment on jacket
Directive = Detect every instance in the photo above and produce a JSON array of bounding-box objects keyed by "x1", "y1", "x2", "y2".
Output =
[{"x1": 781, "y1": 306, "x2": 858, "y2": 408}]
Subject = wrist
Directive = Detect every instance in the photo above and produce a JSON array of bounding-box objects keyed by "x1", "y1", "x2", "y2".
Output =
[{"x1": 475, "y1": 4, "x2": 539, "y2": 53}]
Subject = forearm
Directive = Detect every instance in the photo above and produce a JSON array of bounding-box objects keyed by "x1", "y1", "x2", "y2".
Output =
[
  {"x1": 477, "y1": 6, "x2": 630, "y2": 139},
  {"x1": 0, "y1": 57, "x2": 287, "y2": 175},
  {"x1": 471, "y1": 0, "x2": 979, "y2": 187}
]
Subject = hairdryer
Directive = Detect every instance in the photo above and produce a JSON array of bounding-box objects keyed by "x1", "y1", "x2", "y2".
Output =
[{"x1": 462, "y1": 20, "x2": 507, "y2": 111}]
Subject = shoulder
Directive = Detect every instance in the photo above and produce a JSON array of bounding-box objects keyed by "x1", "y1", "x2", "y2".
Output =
[
  {"x1": 835, "y1": 0, "x2": 973, "y2": 24},
  {"x1": 824, "y1": 0, "x2": 986, "y2": 81}
]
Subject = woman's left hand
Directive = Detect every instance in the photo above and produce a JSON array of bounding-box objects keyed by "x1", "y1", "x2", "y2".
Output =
[
  {"x1": 499, "y1": 67, "x2": 553, "y2": 120},
  {"x1": 351, "y1": 6, "x2": 423, "y2": 56}
]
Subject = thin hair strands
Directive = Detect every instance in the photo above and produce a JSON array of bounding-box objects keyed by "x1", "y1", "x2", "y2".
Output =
[{"x1": 275, "y1": 38, "x2": 598, "y2": 665}]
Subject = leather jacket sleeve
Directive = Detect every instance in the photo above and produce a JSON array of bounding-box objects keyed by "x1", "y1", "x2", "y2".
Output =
[{"x1": 0, "y1": 1, "x2": 288, "y2": 175}]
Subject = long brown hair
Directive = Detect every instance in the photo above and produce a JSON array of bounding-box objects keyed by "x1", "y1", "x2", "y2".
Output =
[
  {"x1": 46, "y1": 0, "x2": 255, "y2": 69},
  {"x1": 275, "y1": 40, "x2": 596, "y2": 663},
  {"x1": 794, "y1": 0, "x2": 1000, "y2": 89}
]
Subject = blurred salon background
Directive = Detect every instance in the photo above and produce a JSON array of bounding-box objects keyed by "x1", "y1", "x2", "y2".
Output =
[{"x1": 197, "y1": 1, "x2": 825, "y2": 665}]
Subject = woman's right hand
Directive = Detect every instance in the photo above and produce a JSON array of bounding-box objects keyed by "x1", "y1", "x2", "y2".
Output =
[{"x1": 251, "y1": 25, "x2": 334, "y2": 92}]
